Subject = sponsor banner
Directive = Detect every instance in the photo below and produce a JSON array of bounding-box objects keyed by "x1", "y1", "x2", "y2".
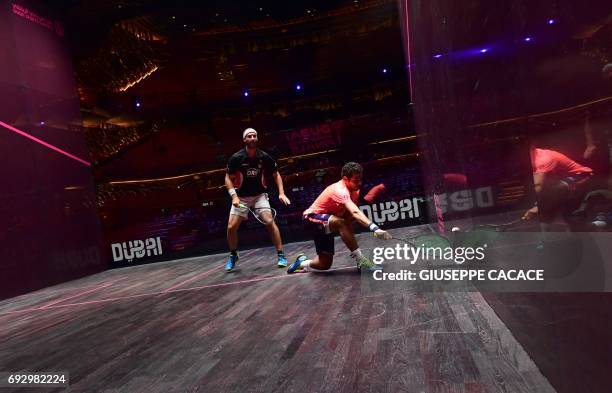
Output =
[
  {"x1": 360, "y1": 197, "x2": 424, "y2": 225},
  {"x1": 111, "y1": 237, "x2": 162, "y2": 263},
  {"x1": 12, "y1": 3, "x2": 64, "y2": 37},
  {"x1": 284, "y1": 120, "x2": 344, "y2": 155},
  {"x1": 359, "y1": 186, "x2": 495, "y2": 226}
]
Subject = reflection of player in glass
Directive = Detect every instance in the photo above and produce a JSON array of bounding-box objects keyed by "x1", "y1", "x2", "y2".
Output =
[
  {"x1": 287, "y1": 162, "x2": 392, "y2": 274},
  {"x1": 522, "y1": 145, "x2": 594, "y2": 226},
  {"x1": 224, "y1": 128, "x2": 291, "y2": 271},
  {"x1": 582, "y1": 110, "x2": 610, "y2": 187}
]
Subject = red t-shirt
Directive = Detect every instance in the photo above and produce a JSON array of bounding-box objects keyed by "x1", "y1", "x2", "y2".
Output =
[
  {"x1": 304, "y1": 180, "x2": 360, "y2": 217},
  {"x1": 531, "y1": 148, "x2": 592, "y2": 176}
]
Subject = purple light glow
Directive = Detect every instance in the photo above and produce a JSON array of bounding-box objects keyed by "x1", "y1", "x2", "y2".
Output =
[
  {"x1": 548, "y1": 19, "x2": 555, "y2": 25},
  {"x1": 433, "y1": 54, "x2": 443, "y2": 58}
]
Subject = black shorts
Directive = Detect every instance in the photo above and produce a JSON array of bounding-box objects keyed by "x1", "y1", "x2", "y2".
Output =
[{"x1": 303, "y1": 213, "x2": 335, "y2": 255}]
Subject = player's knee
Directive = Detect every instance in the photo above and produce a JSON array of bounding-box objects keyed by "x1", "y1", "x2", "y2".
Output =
[{"x1": 261, "y1": 214, "x2": 274, "y2": 226}]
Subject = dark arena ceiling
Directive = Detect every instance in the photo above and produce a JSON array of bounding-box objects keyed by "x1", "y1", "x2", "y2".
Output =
[{"x1": 48, "y1": 0, "x2": 407, "y2": 112}]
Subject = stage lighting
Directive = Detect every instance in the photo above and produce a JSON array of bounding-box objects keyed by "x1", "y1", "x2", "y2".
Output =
[
  {"x1": 295, "y1": 84, "x2": 302, "y2": 91},
  {"x1": 548, "y1": 19, "x2": 555, "y2": 25},
  {"x1": 524, "y1": 37, "x2": 532, "y2": 42},
  {"x1": 243, "y1": 91, "x2": 249, "y2": 97},
  {"x1": 480, "y1": 48, "x2": 488, "y2": 53},
  {"x1": 433, "y1": 54, "x2": 443, "y2": 58}
]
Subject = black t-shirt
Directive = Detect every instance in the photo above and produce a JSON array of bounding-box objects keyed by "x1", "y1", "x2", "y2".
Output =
[{"x1": 227, "y1": 148, "x2": 278, "y2": 197}]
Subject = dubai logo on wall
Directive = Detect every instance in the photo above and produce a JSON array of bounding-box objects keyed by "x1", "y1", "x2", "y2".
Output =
[
  {"x1": 359, "y1": 187, "x2": 495, "y2": 225},
  {"x1": 111, "y1": 237, "x2": 162, "y2": 263}
]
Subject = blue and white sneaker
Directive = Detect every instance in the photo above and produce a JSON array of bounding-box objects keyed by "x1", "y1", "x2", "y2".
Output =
[
  {"x1": 277, "y1": 254, "x2": 288, "y2": 268},
  {"x1": 225, "y1": 254, "x2": 239, "y2": 272},
  {"x1": 287, "y1": 253, "x2": 308, "y2": 274}
]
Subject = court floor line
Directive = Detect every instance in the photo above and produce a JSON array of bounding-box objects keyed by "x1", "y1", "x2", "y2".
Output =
[
  {"x1": 162, "y1": 241, "x2": 306, "y2": 293},
  {"x1": 1, "y1": 242, "x2": 311, "y2": 316},
  {"x1": 39, "y1": 282, "x2": 114, "y2": 309},
  {"x1": 0, "y1": 267, "x2": 354, "y2": 317},
  {"x1": 162, "y1": 249, "x2": 258, "y2": 293},
  {"x1": 0, "y1": 282, "x2": 116, "y2": 312}
]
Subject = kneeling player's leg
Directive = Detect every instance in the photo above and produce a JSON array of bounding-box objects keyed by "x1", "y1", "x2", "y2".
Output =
[
  {"x1": 288, "y1": 216, "x2": 335, "y2": 273},
  {"x1": 329, "y1": 214, "x2": 379, "y2": 270},
  {"x1": 302, "y1": 229, "x2": 335, "y2": 271},
  {"x1": 299, "y1": 253, "x2": 334, "y2": 272},
  {"x1": 329, "y1": 215, "x2": 357, "y2": 251}
]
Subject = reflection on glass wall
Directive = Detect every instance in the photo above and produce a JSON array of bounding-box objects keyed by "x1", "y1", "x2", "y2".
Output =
[
  {"x1": 0, "y1": 1, "x2": 105, "y2": 299},
  {"x1": 403, "y1": 0, "x2": 612, "y2": 232}
]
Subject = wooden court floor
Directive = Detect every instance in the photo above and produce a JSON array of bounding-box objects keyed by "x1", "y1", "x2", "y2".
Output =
[{"x1": 0, "y1": 227, "x2": 558, "y2": 393}]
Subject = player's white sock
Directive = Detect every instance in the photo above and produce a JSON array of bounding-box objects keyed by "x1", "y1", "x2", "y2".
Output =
[
  {"x1": 301, "y1": 260, "x2": 328, "y2": 272},
  {"x1": 300, "y1": 260, "x2": 311, "y2": 271}
]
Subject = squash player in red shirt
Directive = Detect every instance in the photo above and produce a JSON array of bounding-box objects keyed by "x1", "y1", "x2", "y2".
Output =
[
  {"x1": 522, "y1": 146, "x2": 594, "y2": 226},
  {"x1": 287, "y1": 162, "x2": 392, "y2": 274}
]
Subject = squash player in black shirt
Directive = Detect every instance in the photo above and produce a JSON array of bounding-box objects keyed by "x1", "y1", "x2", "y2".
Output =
[{"x1": 224, "y1": 128, "x2": 291, "y2": 271}]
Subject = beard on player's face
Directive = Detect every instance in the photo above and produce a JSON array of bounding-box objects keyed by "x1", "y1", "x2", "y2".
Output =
[
  {"x1": 244, "y1": 135, "x2": 258, "y2": 149},
  {"x1": 343, "y1": 174, "x2": 362, "y2": 192}
]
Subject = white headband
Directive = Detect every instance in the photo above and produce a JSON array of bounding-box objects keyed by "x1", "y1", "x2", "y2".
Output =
[{"x1": 243, "y1": 128, "x2": 257, "y2": 139}]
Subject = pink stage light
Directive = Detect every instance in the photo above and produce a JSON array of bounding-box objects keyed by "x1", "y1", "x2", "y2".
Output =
[{"x1": 0, "y1": 120, "x2": 91, "y2": 167}]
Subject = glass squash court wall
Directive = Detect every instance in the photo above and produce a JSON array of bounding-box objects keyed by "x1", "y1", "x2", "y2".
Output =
[
  {"x1": 401, "y1": 0, "x2": 612, "y2": 230},
  {"x1": 400, "y1": 2, "x2": 612, "y2": 390},
  {"x1": 0, "y1": 1, "x2": 106, "y2": 300}
]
